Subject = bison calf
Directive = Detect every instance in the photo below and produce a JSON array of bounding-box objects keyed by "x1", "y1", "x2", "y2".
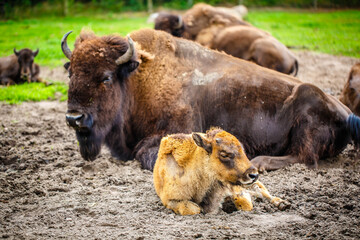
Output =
[
  {"x1": 0, "y1": 48, "x2": 42, "y2": 86},
  {"x1": 153, "y1": 128, "x2": 289, "y2": 215},
  {"x1": 340, "y1": 63, "x2": 360, "y2": 115}
]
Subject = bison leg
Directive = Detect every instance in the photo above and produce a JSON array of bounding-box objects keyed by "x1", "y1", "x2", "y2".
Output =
[
  {"x1": 1, "y1": 77, "x2": 15, "y2": 86},
  {"x1": 231, "y1": 185, "x2": 253, "y2": 211},
  {"x1": 166, "y1": 200, "x2": 201, "y2": 215},
  {"x1": 250, "y1": 181, "x2": 290, "y2": 210},
  {"x1": 134, "y1": 135, "x2": 163, "y2": 171},
  {"x1": 251, "y1": 155, "x2": 300, "y2": 172}
]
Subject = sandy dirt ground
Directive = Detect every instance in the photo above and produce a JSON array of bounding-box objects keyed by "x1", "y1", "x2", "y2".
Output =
[{"x1": 0, "y1": 51, "x2": 359, "y2": 239}]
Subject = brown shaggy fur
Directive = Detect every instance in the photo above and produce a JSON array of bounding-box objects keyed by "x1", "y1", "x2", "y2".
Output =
[
  {"x1": 340, "y1": 63, "x2": 360, "y2": 115},
  {"x1": 64, "y1": 28, "x2": 357, "y2": 172}
]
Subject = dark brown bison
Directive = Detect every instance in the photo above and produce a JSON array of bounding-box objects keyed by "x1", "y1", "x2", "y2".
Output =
[
  {"x1": 340, "y1": 63, "x2": 360, "y2": 115},
  {"x1": 154, "y1": 12, "x2": 185, "y2": 38},
  {"x1": 61, "y1": 29, "x2": 360, "y2": 172},
  {"x1": 201, "y1": 25, "x2": 298, "y2": 76},
  {"x1": 0, "y1": 48, "x2": 42, "y2": 85}
]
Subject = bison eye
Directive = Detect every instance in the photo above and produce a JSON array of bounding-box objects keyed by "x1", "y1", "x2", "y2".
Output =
[{"x1": 219, "y1": 151, "x2": 234, "y2": 159}]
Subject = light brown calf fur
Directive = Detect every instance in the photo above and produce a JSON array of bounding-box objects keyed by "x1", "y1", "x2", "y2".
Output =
[
  {"x1": 153, "y1": 128, "x2": 289, "y2": 215},
  {"x1": 340, "y1": 63, "x2": 360, "y2": 115}
]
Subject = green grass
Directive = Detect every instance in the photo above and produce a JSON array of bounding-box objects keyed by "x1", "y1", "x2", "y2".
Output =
[
  {"x1": 0, "y1": 9, "x2": 359, "y2": 104},
  {"x1": 247, "y1": 10, "x2": 360, "y2": 58},
  {"x1": 0, "y1": 82, "x2": 68, "y2": 104},
  {"x1": 1, "y1": 13, "x2": 152, "y2": 68}
]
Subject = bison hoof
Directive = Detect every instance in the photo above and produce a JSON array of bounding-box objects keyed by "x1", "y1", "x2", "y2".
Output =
[
  {"x1": 278, "y1": 200, "x2": 291, "y2": 211},
  {"x1": 271, "y1": 197, "x2": 291, "y2": 211},
  {"x1": 176, "y1": 201, "x2": 201, "y2": 215}
]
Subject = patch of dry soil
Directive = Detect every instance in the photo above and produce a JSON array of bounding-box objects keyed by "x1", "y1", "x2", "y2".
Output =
[{"x1": 0, "y1": 51, "x2": 359, "y2": 239}]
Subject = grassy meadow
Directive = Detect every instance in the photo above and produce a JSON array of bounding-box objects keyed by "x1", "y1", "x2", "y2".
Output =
[{"x1": 0, "y1": 9, "x2": 359, "y2": 103}]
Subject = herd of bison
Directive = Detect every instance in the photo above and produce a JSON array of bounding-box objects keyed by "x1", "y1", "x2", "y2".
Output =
[{"x1": 1, "y1": 3, "x2": 360, "y2": 239}]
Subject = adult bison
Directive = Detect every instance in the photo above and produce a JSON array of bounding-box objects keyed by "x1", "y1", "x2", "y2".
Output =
[
  {"x1": 0, "y1": 48, "x2": 42, "y2": 85},
  {"x1": 198, "y1": 25, "x2": 298, "y2": 76},
  {"x1": 340, "y1": 63, "x2": 360, "y2": 115},
  {"x1": 61, "y1": 29, "x2": 360, "y2": 172}
]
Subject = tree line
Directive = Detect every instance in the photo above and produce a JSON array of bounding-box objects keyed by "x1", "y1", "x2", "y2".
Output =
[{"x1": 2, "y1": 0, "x2": 359, "y2": 19}]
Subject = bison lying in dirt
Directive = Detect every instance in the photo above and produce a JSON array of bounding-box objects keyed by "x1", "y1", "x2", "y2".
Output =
[
  {"x1": 196, "y1": 25, "x2": 298, "y2": 75},
  {"x1": 340, "y1": 63, "x2": 360, "y2": 115},
  {"x1": 153, "y1": 128, "x2": 289, "y2": 215},
  {"x1": 61, "y1": 29, "x2": 360, "y2": 172},
  {"x1": 0, "y1": 48, "x2": 42, "y2": 85},
  {"x1": 154, "y1": 3, "x2": 298, "y2": 75}
]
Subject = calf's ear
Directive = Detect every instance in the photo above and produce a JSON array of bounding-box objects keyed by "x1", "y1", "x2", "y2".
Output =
[{"x1": 192, "y1": 133, "x2": 212, "y2": 153}]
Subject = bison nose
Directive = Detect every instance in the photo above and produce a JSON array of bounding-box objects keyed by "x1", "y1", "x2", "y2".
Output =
[
  {"x1": 66, "y1": 112, "x2": 84, "y2": 127},
  {"x1": 65, "y1": 112, "x2": 93, "y2": 131},
  {"x1": 248, "y1": 173, "x2": 259, "y2": 182}
]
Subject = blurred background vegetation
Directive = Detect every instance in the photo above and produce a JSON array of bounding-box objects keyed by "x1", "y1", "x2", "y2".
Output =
[{"x1": 2, "y1": 0, "x2": 360, "y2": 19}]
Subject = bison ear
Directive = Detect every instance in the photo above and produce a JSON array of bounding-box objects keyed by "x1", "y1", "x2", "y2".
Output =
[
  {"x1": 192, "y1": 133, "x2": 212, "y2": 153},
  {"x1": 116, "y1": 60, "x2": 139, "y2": 82},
  {"x1": 64, "y1": 62, "x2": 70, "y2": 70},
  {"x1": 128, "y1": 60, "x2": 139, "y2": 72}
]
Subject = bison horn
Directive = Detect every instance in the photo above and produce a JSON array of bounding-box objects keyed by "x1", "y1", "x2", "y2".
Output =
[
  {"x1": 61, "y1": 31, "x2": 73, "y2": 60},
  {"x1": 13, "y1": 48, "x2": 19, "y2": 56},
  {"x1": 33, "y1": 48, "x2": 39, "y2": 57},
  {"x1": 176, "y1": 15, "x2": 183, "y2": 29},
  {"x1": 116, "y1": 35, "x2": 135, "y2": 65}
]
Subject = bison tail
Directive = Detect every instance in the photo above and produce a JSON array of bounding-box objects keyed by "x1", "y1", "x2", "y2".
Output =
[
  {"x1": 347, "y1": 113, "x2": 360, "y2": 147},
  {"x1": 291, "y1": 60, "x2": 299, "y2": 77}
]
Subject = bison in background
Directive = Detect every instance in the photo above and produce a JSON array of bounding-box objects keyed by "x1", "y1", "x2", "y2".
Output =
[
  {"x1": 153, "y1": 128, "x2": 289, "y2": 215},
  {"x1": 182, "y1": 3, "x2": 251, "y2": 40},
  {"x1": 153, "y1": 12, "x2": 185, "y2": 38},
  {"x1": 340, "y1": 63, "x2": 360, "y2": 116},
  {"x1": 153, "y1": 3, "x2": 298, "y2": 75},
  {"x1": 61, "y1": 29, "x2": 360, "y2": 173},
  {"x1": 198, "y1": 25, "x2": 298, "y2": 76},
  {"x1": 0, "y1": 48, "x2": 42, "y2": 85}
]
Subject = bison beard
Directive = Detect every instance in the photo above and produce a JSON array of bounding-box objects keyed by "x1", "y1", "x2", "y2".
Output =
[{"x1": 76, "y1": 131, "x2": 103, "y2": 161}]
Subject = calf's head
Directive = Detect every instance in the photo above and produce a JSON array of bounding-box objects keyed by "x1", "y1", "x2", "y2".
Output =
[
  {"x1": 61, "y1": 31, "x2": 139, "y2": 161},
  {"x1": 192, "y1": 128, "x2": 258, "y2": 186},
  {"x1": 14, "y1": 48, "x2": 39, "y2": 82}
]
